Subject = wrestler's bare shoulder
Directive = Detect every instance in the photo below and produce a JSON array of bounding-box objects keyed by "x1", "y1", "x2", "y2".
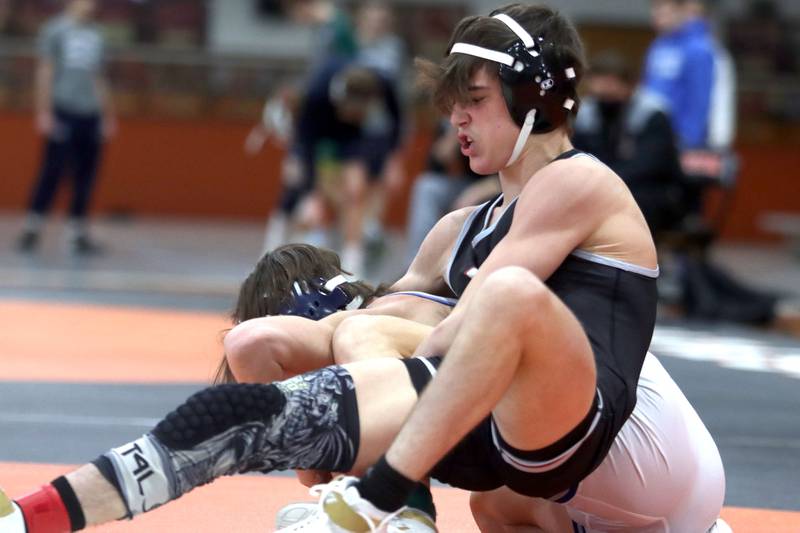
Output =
[
  {"x1": 519, "y1": 154, "x2": 633, "y2": 219},
  {"x1": 544, "y1": 154, "x2": 629, "y2": 197},
  {"x1": 363, "y1": 293, "x2": 452, "y2": 326}
]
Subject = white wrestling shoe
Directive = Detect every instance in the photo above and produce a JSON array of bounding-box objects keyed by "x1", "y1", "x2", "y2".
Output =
[
  {"x1": 274, "y1": 477, "x2": 437, "y2": 533},
  {"x1": 275, "y1": 502, "x2": 317, "y2": 530},
  {"x1": 709, "y1": 518, "x2": 733, "y2": 532},
  {"x1": 0, "y1": 487, "x2": 26, "y2": 532}
]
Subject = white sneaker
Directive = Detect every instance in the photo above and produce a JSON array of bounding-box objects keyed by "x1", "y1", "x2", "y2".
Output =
[
  {"x1": 709, "y1": 518, "x2": 733, "y2": 533},
  {"x1": 274, "y1": 502, "x2": 436, "y2": 533},
  {"x1": 0, "y1": 488, "x2": 26, "y2": 532},
  {"x1": 318, "y1": 476, "x2": 394, "y2": 532},
  {"x1": 275, "y1": 477, "x2": 437, "y2": 533},
  {"x1": 275, "y1": 502, "x2": 318, "y2": 530},
  {"x1": 383, "y1": 509, "x2": 437, "y2": 533}
]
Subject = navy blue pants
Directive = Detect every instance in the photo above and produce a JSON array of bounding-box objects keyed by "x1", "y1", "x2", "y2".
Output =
[{"x1": 28, "y1": 108, "x2": 103, "y2": 219}]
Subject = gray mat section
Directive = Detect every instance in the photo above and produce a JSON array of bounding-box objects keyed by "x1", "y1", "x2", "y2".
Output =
[
  {"x1": 660, "y1": 356, "x2": 800, "y2": 511},
  {"x1": 0, "y1": 382, "x2": 203, "y2": 464}
]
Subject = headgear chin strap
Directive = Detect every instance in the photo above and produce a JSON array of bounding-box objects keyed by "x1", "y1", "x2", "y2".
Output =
[
  {"x1": 449, "y1": 13, "x2": 577, "y2": 168},
  {"x1": 277, "y1": 274, "x2": 363, "y2": 320},
  {"x1": 506, "y1": 109, "x2": 536, "y2": 167}
]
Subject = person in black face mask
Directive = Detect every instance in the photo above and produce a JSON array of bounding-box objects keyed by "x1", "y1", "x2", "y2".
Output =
[{"x1": 573, "y1": 51, "x2": 686, "y2": 236}]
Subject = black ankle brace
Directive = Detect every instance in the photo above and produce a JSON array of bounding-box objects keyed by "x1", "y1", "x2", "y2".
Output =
[
  {"x1": 357, "y1": 456, "x2": 417, "y2": 513},
  {"x1": 51, "y1": 476, "x2": 86, "y2": 531}
]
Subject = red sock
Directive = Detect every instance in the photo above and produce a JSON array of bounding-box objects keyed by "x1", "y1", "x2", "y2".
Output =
[{"x1": 16, "y1": 484, "x2": 71, "y2": 533}]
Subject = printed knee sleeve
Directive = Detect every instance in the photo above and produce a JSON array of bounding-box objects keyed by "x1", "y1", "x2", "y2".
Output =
[{"x1": 103, "y1": 367, "x2": 359, "y2": 516}]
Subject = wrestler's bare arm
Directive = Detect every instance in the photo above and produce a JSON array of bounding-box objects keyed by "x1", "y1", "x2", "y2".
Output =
[
  {"x1": 414, "y1": 161, "x2": 618, "y2": 356},
  {"x1": 333, "y1": 315, "x2": 436, "y2": 362},
  {"x1": 224, "y1": 316, "x2": 336, "y2": 382},
  {"x1": 224, "y1": 206, "x2": 473, "y2": 381},
  {"x1": 225, "y1": 293, "x2": 450, "y2": 381},
  {"x1": 392, "y1": 206, "x2": 475, "y2": 295}
]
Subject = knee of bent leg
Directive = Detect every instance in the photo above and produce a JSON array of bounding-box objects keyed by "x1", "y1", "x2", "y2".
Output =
[
  {"x1": 224, "y1": 320, "x2": 292, "y2": 383},
  {"x1": 470, "y1": 491, "x2": 504, "y2": 527},
  {"x1": 481, "y1": 266, "x2": 548, "y2": 314}
]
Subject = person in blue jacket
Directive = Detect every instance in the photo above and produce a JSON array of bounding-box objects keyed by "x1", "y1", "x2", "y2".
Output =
[{"x1": 642, "y1": 0, "x2": 717, "y2": 151}]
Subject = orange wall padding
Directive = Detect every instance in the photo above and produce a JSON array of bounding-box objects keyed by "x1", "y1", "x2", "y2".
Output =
[
  {"x1": 0, "y1": 110, "x2": 794, "y2": 239},
  {"x1": 715, "y1": 143, "x2": 800, "y2": 241},
  {"x1": 0, "y1": 111, "x2": 428, "y2": 228}
]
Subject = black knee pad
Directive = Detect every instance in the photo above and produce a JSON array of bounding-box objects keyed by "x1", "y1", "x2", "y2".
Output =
[
  {"x1": 152, "y1": 383, "x2": 287, "y2": 450},
  {"x1": 104, "y1": 369, "x2": 360, "y2": 517}
]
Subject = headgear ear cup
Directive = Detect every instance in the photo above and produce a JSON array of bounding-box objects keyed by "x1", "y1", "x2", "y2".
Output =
[{"x1": 277, "y1": 275, "x2": 363, "y2": 319}]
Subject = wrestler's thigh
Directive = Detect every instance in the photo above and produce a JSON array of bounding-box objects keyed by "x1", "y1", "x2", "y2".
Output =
[
  {"x1": 486, "y1": 270, "x2": 595, "y2": 450},
  {"x1": 343, "y1": 358, "x2": 418, "y2": 473}
]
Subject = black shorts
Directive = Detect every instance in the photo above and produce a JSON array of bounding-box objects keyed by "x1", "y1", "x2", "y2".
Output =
[
  {"x1": 402, "y1": 357, "x2": 622, "y2": 499},
  {"x1": 337, "y1": 135, "x2": 393, "y2": 182}
]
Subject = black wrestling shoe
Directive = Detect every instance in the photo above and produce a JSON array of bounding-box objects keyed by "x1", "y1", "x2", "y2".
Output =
[
  {"x1": 15, "y1": 230, "x2": 39, "y2": 253},
  {"x1": 71, "y1": 235, "x2": 105, "y2": 256}
]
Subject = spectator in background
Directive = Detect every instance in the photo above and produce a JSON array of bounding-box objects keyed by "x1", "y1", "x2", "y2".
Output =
[
  {"x1": 404, "y1": 118, "x2": 497, "y2": 266},
  {"x1": 354, "y1": 1, "x2": 408, "y2": 263},
  {"x1": 288, "y1": 0, "x2": 358, "y2": 63},
  {"x1": 288, "y1": 59, "x2": 402, "y2": 278},
  {"x1": 641, "y1": 1, "x2": 780, "y2": 325},
  {"x1": 573, "y1": 51, "x2": 685, "y2": 237},
  {"x1": 243, "y1": 82, "x2": 302, "y2": 253},
  {"x1": 258, "y1": 0, "x2": 358, "y2": 254},
  {"x1": 642, "y1": 0, "x2": 737, "y2": 214},
  {"x1": 356, "y1": 1, "x2": 406, "y2": 81},
  {"x1": 16, "y1": 0, "x2": 115, "y2": 255}
]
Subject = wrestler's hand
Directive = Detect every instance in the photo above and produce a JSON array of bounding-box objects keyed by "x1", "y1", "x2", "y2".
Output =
[{"x1": 295, "y1": 469, "x2": 333, "y2": 488}]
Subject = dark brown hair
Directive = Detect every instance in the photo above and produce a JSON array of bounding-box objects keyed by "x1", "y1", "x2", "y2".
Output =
[
  {"x1": 416, "y1": 3, "x2": 585, "y2": 115},
  {"x1": 333, "y1": 66, "x2": 381, "y2": 104},
  {"x1": 212, "y1": 243, "x2": 379, "y2": 384}
]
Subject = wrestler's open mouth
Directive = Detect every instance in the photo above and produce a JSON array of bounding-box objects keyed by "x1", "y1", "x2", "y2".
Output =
[{"x1": 458, "y1": 134, "x2": 474, "y2": 154}]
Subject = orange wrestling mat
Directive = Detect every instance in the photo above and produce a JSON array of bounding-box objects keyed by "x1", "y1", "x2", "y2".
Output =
[
  {"x1": 2, "y1": 462, "x2": 475, "y2": 532},
  {"x1": 1, "y1": 300, "x2": 798, "y2": 531},
  {"x1": 3, "y1": 463, "x2": 799, "y2": 532},
  {"x1": 0, "y1": 300, "x2": 228, "y2": 383}
]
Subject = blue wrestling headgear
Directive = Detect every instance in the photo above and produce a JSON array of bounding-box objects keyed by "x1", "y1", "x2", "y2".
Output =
[
  {"x1": 277, "y1": 275, "x2": 364, "y2": 320},
  {"x1": 449, "y1": 12, "x2": 578, "y2": 166}
]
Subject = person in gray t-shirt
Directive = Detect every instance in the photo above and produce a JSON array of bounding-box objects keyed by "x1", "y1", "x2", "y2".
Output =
[{"x1": 17, "y1": 0, "x2": 116, "y2": 255}]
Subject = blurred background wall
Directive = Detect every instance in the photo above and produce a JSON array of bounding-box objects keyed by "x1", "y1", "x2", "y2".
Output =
[{"x1": 0, "y1": 0, "x2": 797, "y2": 240}]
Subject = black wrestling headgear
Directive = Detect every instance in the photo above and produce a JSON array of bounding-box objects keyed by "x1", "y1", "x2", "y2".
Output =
[{"x1": 449, "y1": 13, "x2": 578, "y2": 166}]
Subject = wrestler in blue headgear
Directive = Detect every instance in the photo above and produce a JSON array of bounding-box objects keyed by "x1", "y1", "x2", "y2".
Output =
[
  {"x1": 232, "y1": 243, "x2": 375, "y2": 323},
  {"x1": 214, "y1": 243, "x2": 378, "y2": 384},
  {"x1": 278, "y1": 274, "x2": 364, "y2": 320}
]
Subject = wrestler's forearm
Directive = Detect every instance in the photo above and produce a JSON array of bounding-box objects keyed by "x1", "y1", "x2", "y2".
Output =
[
  {"x1": 225, "y1": 316, "x2": 336, "y2": 381},
  {"x1": 411, "y1": 308, "x2": 464, "y2": 358}
]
